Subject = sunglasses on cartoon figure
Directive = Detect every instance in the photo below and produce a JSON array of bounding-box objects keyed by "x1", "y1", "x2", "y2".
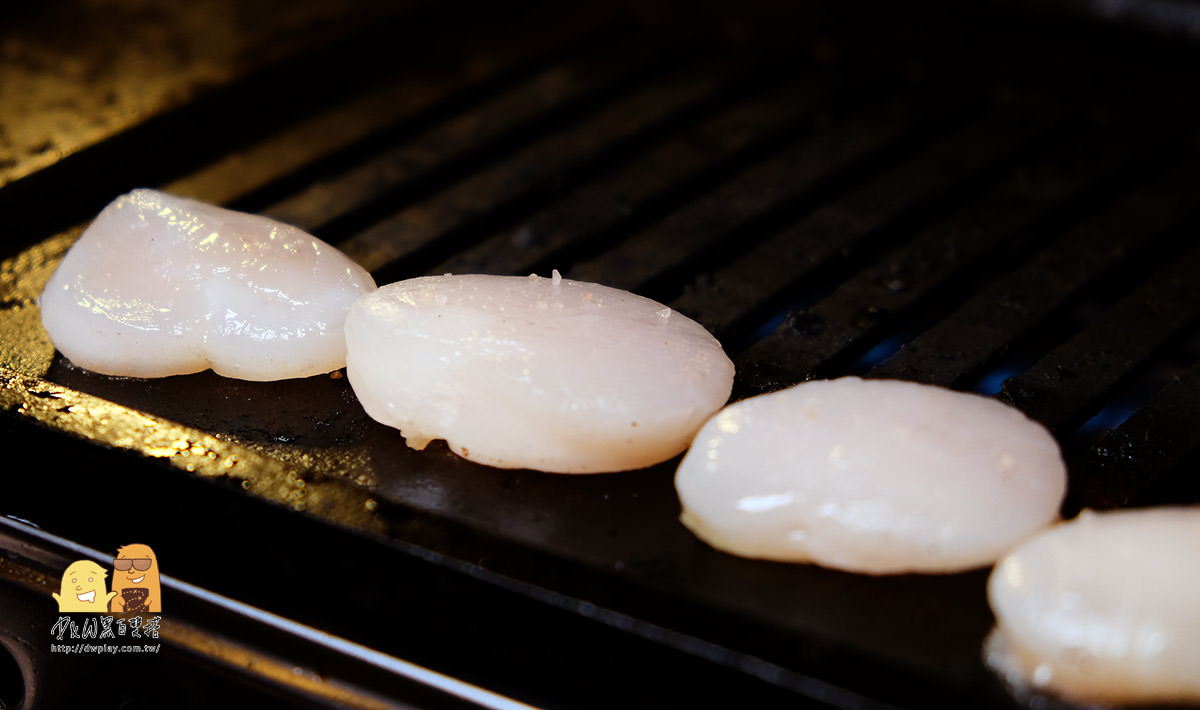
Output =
[{"x1": 114, "y1": 558, "x2": 153, "y2": 572}]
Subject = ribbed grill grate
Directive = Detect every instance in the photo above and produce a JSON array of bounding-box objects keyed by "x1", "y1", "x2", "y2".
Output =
[{"x1": 1, "y1": 3, "x2": 1198, "y2": 708}]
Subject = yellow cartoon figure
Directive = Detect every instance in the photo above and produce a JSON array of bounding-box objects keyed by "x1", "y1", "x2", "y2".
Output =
[
  {"x1": 110, "y1": 543, "x2": 161, "y2": 613},
  {"x1": 52, "y1": 560, "x2": 117, "y2": 612}
]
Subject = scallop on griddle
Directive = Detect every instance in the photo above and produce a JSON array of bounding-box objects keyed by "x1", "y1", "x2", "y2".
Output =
[
  {"x1": 674, "y1": 377, "x2": 1067, "y2": 574},
  {"x1": 344, "y1": 272, "x2": 735, "y2": 473},
  {"x1": 986, "y1": 506, "x2": 1200, "y2": 706},
  {"x1": 39, "y1": 189, "x2": 376, "y2": 380}
]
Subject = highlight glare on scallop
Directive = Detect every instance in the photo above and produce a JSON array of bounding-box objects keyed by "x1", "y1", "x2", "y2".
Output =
[
  {"x1": 674, "y1": 377, "x2": 1067, "y2": 574},
  {"x1": 344, "y1": 272, "x2": 735, "y2": 473},
  {"x1": 39, "y1": 189, "x2": 376, "y2": 380},
  {"x1": 986, "y1": 506, "x2": 1200, "y2": 706}
]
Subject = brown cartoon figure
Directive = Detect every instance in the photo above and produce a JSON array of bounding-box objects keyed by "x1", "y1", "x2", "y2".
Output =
[{"x1": 109, "y1": 543, "x2": 161, "y2": 613}]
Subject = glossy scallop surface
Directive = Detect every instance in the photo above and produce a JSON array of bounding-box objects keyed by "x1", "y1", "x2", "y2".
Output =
[
  {"x1": 987, "y1": 506, "x2": 1200, "y2": 706},
  {"x1": 345, "y1": 272, "x2": 734, "y2": 473},
  {"x1": 675, "y1": 377, "x2": 1066, "y2": 573},
  {"x1": 40, "y1": 189, "x2": 375, "y2": 380}
]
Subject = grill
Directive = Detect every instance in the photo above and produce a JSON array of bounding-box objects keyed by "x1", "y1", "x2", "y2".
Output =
[{"x1": 1, "y1": 2, "x2": 1198, "y2": 708}]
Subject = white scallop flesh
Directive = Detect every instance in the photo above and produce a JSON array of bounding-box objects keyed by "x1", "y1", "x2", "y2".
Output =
[
  {"x1": 986, "y1": 507, "x2": 1200, "y2": 706},
  {"x1": 674, "y1": 377, "x2": 1066, "y2": 574},
  {"x1": 344, "y1": 273, "x2": 735, "y2": 473},
  {"x1": 40, "y1": 188, "x2": 376, "y2": 380}
]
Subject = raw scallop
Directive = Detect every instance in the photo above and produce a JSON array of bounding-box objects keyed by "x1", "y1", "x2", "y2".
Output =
[
  {"x1": 674, "y1": 377, "x2": 1066, "y2": 574},
  {"x1": 344, "y1": 272, "x2": 734, "y2": 473},
  {"x1": 40, "y1": 189, "x2": 376, "y2": 380},
  {"x1": 986, "y1": 507, "x2": 1200, "y2": 706}
]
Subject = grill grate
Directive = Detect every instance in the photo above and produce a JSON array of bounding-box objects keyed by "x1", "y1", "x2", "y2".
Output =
[{"x1": 1, "y1": 2, "x2": 1199, "y2": 708}]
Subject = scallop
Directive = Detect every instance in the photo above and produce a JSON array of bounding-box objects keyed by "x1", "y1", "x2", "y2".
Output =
[
  {"x1": 40, "y1": 188, "x2": 376, "y2": 380},
  {"x1": 344, "y1": 272, "x2": 734, "y2": 473},
  {"x1": 674, "y1": 377, "x2": 1066, "y2": 574},
  {"x1": 986, "y1": 507, "x2": 1200, "y2": 706}
]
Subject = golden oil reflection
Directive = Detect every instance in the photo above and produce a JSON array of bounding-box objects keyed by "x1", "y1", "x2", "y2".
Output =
[
  {"x1": 0, "y1": 366, "x2": 383, "y2": 533},
  {"x1": 2, "y1": 225, "x2": 382, "y2": 529},
  {"x1": 0, "y1": 229, "x2": 80, "y2": 377}
]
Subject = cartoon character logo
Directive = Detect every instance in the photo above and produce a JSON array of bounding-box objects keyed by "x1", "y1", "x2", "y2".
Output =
[
  {"x1": 52, "y1": 560, "x2": 118, "y2": 612},
  {"x1": 110, "y1": 543, "x2": 161, "y2": 613}
]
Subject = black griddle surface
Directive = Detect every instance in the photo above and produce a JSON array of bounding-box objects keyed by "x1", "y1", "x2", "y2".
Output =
[{"x1": 1, "y1": 2, "x2": 1198, "y2": 709}]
